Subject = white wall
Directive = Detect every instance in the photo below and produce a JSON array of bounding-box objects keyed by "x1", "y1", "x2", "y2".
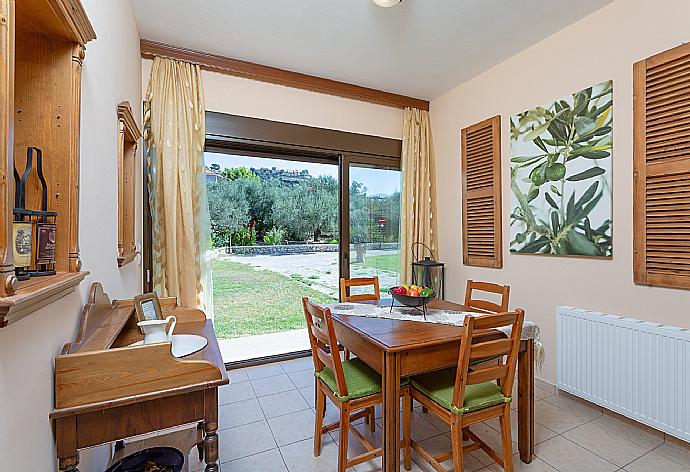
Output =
[
  {"x1": 142, "y1": 59, "x2": 403, "y2": 140},
  {"x1": 0, "y1": 1, "x2": 142, "y2": 470},
  {"x1": 431, "y1": 0, "x2": 690, "y2": 384}
]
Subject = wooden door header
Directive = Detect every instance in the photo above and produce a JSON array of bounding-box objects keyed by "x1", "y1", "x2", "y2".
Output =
[{"x1": 140, "y1": 39, "x2": 429, "y2": 111}]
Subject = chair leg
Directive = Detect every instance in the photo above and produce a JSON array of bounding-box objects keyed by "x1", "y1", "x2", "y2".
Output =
[
  {"x1": 499, "y1": 404, "x2": 514, "y2": 472},
  {"x1": 314, "y1": 386, "x2": 326, "y2": 457},
  {"x1": 368, "y1": 407, "x2": 375, "y2": 433},
  {"x1": 401, "y1": 388, "x2": 412, "y2": 471},
  {"x1": 338, "y1": 402, "x2": 351, "y2": 472},
  {"x1": 344, "y1": 348, "x2": 351, "y2": 360},
  {"x1": 451, "y1": 417, "x2": 465, "y2": 472}
]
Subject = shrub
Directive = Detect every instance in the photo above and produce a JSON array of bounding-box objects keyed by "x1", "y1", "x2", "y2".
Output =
[
  {"x1": 232, "y1": 226, "x2": 257, "y2": 246},
  {"x1": 263, "y1": 226, "x2": 286, "y2": 245}
]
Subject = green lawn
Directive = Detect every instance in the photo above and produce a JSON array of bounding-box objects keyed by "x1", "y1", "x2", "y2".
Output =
[
  {"x1": 212, "y1": 259, "x2": 336, "y2": 339},
  {"x1": 353, "y1": 253, "x2": 401, "y2": 273}
]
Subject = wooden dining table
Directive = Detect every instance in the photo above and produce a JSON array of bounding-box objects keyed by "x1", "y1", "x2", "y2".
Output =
[{"x1": 332, "y1": 299, "x2": 535, "y2": 471}]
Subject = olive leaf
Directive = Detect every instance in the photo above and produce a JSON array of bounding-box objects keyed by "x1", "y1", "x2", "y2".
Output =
[{"x1": 566, "y1": 166, "x2": 605, "y2": 181}]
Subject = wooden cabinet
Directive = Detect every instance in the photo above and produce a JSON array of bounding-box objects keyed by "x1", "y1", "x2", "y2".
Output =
[{"x1": 0, "y1": 0, "x2": 95, "y2": 327}]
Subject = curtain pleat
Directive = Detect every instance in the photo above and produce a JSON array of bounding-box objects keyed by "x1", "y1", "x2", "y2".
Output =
[
  {"x1": 400, "y1": 107, "x2": 439, "y2": 283},
  {"x1": 143, "y1": 57, "x2": 213, "y2": 315}
]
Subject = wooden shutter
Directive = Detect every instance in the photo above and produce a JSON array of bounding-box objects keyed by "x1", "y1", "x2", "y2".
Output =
[
  {"x1": 633, "y1": 43, "x2": 690, "y2": 289},
  {"x1": 461, "y1": 116, "x2": 502, "y2": 268}
]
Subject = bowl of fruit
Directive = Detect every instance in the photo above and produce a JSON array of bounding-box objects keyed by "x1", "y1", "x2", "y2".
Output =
[{"x1": 389, "y1": 284, "x2": 435, "y2": 309}]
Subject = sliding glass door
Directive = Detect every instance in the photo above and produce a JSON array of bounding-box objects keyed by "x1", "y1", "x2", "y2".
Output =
[{"x1": 340, "y1": 155, "x2": 402, "y2": 297}]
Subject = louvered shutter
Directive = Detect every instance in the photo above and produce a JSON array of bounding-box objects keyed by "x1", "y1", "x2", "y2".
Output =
[
  {"x1": 633, "y1": 43, "x2": 690, "y2": 289},
  {"x1": 461, "y1": 116, "x2": 502, "y2": 268}
]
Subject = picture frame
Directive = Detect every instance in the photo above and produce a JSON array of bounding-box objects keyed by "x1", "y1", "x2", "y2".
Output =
[{"x1": 133, "y1": 292, "x2": 163, "y2": 326}]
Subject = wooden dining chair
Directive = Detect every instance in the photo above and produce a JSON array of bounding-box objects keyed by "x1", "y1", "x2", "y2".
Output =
[
  {"x1": 339, "y1": 276, "x2": 381, "y2": 361},
  {"x1": 340, "y1": 276, "x2": 381, "y2": 303},
  {"x1": 464, "y1": 280, "x2": 510, "y2": 313},
  {"x1": 302, "y1": 298, "x2": 411, "y2": 472},
  {"x1": 404, "y1": 310, "x2": 525, "y2": 472}
]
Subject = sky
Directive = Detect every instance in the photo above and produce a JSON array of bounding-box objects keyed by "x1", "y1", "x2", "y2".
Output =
[{"x1": 204, "y1": 152, "x2": 401, "y2": 196}]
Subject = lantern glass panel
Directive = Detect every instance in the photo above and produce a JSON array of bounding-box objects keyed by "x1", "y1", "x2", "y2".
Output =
[{"x1": 411, "y1": 258, "x2": 445, "y2": 299}]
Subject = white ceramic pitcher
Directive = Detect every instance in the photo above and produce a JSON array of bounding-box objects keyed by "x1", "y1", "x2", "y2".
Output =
[{"x1": 137, "y1": 315, "x2": 176, "y2": 344}]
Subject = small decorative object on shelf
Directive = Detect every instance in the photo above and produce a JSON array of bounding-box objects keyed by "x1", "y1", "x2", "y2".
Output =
[
  {"x1": 411, "y1": 242, "x2": 445, "y2": 299},
  {"x1": 13, "y1": 147, "x2": 57, "y2": 279}
]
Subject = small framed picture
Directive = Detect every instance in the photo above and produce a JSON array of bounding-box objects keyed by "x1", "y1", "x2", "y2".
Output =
[{"x1": 133, "y1": 292, "x2": 163, "y2": 324}]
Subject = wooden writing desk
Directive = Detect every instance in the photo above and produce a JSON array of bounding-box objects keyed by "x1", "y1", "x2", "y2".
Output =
[
  {"x1": 332, "y1": 299, "x2": 534, "y2": 472},
  {"x1": 50, "y1": 283, "x2": 228, "y2": 472}
]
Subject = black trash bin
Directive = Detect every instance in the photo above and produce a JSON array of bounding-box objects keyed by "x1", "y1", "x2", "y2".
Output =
[{"x1": 105, "y1": 447, "x2": 185, "y2": 472}]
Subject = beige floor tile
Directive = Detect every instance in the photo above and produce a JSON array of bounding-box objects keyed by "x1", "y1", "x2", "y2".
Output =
[
  {"x1": 223, "y1": 448, "x2": 288, "y2": 471},
  {"x1": 281, "y1": 356, "x2": 315, "y2": 373},
  {"x1": 653, "y1": 443, "x2": 690, "y2": 469},
  {"x1": 416, "y1": 409, "x2": 451, "y2": 434},
  {"x1": 535, "y1": 436, "x2": 618, "y2": 472},
  {"x1": 219, "y1": 381, "x2": 256, "y2": 405},
  {"x1": 624, "y1": 450, "x2": 690, "y2": 472},
  {"x1": 412, "y1": 434, "x2": 486, "y2": 472},
  {"x1": 218, "y1": 420, "x2": 277, "y2": 462},
  {"x1": 279, "y1": 435, "x2": 356, "y2": 472},
  {"x1": 563, "y1": 421, "x2": 651, "y2": 467},
  {"x1": 228, "y1": 367, "x2": 249, "y2": 384},
  {"x1": 534, "y1": 386, "x2": 555, "y2": 401},
  {"x1": 251, "y1": 373, "x2": 296, "y2": 397},
  {"x1": 246, "y1": 362, "x2": 286, "y2": 380},
  {"x1": 288, "y1": 368, "x2": 317, "y2": 388},
  {"x1": 466, "y1": 420, "x2": 518, "y2": 464},
  {"x1": 300, "y1": 385, "x2": 316, "y2": 408},
  {"x1": 485, "y1": 409, "x2": 558, "y2": 445},
  {"x1": 590, "y1": 415, "x2": 664, "y2": 450},
  {"x1": 543, "y1": 393, "x2": 602, "y2": 421},
  {"x1": 533, "y1": 400, "x2": 590, "y2": 434},
  {"x1": 219, "y1": 398, "x2": 265, "y2": 430},
  {"x1": 260, "y1": 389, "x2": 311, "y2": 419},
  {"x1": 486, "y1": 452, "x2": 557, "y2": 471},
  {"x1": 268, "y1": 408, "x2": 318, "y2": 446}
]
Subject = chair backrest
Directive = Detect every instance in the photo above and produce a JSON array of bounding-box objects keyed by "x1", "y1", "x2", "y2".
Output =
[
  {"x1": 302, "y1": 297, "x2": 348, "y2": 397},
  {"x1": 452, "y1": 309, "x2": 525, "y2": 410},
  {"x1": 340, "y1": 276, "x2": 381, "y2": 303},
  {"x1": 464, "y1": 280, "x2": 510, "y2": 313}
]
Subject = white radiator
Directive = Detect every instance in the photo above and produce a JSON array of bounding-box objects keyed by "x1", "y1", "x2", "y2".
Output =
[{"x1": 556, "y1": 306, "x2": 690, "y2": 441}]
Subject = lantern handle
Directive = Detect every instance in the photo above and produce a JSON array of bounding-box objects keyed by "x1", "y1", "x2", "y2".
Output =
[{"x1": 411, "y1": 242, "x2": 437, "y2": 263}]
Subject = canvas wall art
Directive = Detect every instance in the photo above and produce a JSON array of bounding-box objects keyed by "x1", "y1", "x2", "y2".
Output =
[{"x1": 509, "y1": 80, "x2": 613, "y2": 257}]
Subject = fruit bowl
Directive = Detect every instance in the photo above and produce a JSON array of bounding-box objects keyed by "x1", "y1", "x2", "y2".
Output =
[{"x1": 388, "y1": 287, "x2": 435, "y2": 309}]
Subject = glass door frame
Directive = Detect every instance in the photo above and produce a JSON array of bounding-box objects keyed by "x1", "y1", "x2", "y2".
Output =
[{"x1": 339, "y1": 153, "x2": 402, "y2": 284}]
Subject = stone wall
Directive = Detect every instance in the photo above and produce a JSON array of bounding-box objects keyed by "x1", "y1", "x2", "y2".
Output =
[{"x1": 226, "y1": 242, "x2": 399, "y2": 256}]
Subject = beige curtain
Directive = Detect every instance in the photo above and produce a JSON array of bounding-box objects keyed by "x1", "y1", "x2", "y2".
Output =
[
  {"x1": 143, "y1": 57, "x2": 212, "y2": 314},
  {"x1": 400, "y1": 107, "x2": 439, "y2": 283}
]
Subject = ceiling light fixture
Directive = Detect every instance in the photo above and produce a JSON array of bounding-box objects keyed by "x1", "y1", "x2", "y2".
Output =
[{"x1": 373, "y1": 0, "x2": 402, "y2": 7}]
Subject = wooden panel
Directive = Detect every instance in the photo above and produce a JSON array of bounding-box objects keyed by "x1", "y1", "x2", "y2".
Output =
[
  {"x1": 116, "y1": 101, "x2": 140, "y2": 267},
  {"x1": 634, "y1": 43, "x2": 690, "y2": 290},
  {"x1": 461, "y1": 116, "x2": 503, "y2": 268},
  {"x1": 54, "y1": 342, "x2": 223, "y2": 409},
  {"x1": 141, "y1": 40, "x2": 429, "y2": 111}
]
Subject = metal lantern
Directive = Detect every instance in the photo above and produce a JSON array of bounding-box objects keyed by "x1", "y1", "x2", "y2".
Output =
[{"x1": 411, "y1": 242, "x2": 445, "y2": 300}]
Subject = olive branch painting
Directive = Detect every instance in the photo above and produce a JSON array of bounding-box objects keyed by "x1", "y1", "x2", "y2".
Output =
[{"x1": 510, "y1": 80, "x2": 613, "y2": 257}]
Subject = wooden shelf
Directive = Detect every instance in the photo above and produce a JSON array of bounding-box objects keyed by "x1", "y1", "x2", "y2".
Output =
[
  {"x1": 0, "y1": 271, "x2": 89, "y2": 327},
  {"x1": 0, "y1": 0, "x2": 95, "y2": 325},
  {"x1": 116, "y1": 101, "x2": 140, "y2": 267}
]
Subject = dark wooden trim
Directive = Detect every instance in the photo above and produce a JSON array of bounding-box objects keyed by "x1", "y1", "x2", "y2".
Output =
[
  {"x1": 140, "y1": 39, "x2": 429, "y2": 111},
  {"x1": 206, "y1": 111, "x2": 401, "y2": 158}
]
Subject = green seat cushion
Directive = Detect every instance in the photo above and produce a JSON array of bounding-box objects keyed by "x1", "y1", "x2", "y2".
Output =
[
  {"x1": 411, "y1": 368, "x2": 510, "y2": 415},
  {"x1": 316, "y1": 357, "x2": 382, "y2": 401}
]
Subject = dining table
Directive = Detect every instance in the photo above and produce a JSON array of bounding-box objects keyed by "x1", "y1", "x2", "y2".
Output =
[{"x1": 331, "y1": 299, "x2": 535, "y2": 472}]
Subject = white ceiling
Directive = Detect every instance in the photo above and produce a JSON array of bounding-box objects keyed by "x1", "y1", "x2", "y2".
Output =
[{"x1": 131, "y1": 0, "x2": 611, "y2": 100}]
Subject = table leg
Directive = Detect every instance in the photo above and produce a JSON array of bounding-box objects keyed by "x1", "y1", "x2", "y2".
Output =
[
  {"x1": 382, "y1": 351, "x2": 400, "y2": 472},
  {"x1": 517, "y1": 339, "x2": 535, "y2": 464},
  {"x1": 204, "y1": 421, "x2": 219, "y2": 472},
  {"x1": 58, "y1": 455, "x2": 79, "y2": 472},
  {"x1": 204, "y1": 389, "x2": 220, "y2": 472},
  {"x1": 56, "y1": 416, "x2": 79, "y2": 471}
]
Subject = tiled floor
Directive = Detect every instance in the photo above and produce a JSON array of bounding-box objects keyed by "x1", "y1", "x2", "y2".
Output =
[{"x1": 188, "y1": 356, "x2": 690, "y2": 471}]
